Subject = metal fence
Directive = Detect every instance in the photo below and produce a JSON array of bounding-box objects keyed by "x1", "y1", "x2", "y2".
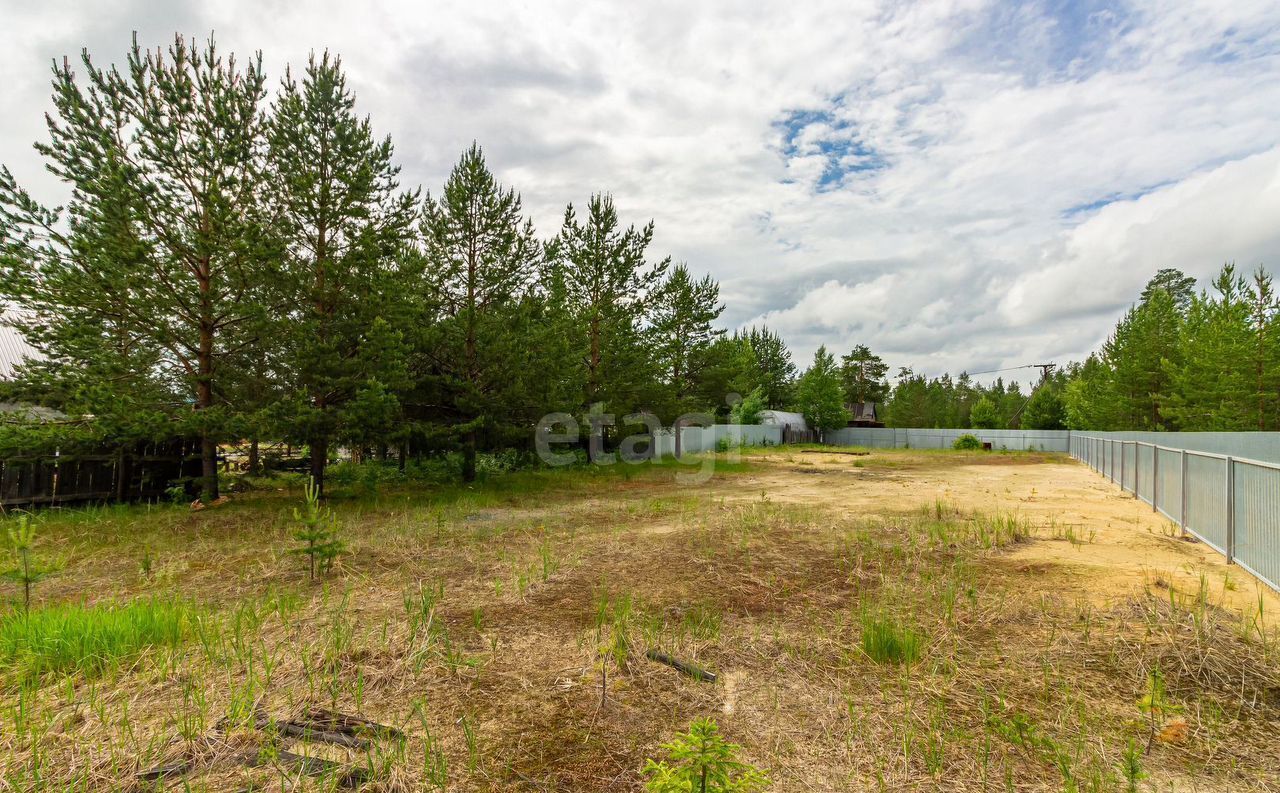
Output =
[
  {"x1": 1071, "y1": 434, "x2": 1280, "y2": 593},
  {"x1": 828, "y1": 427, "x2": 1071, "y2": 451}
]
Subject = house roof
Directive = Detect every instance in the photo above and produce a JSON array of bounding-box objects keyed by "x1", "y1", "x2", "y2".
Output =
[{"x1": 0, "y1": 324, "x2": 39, "y2": 379}]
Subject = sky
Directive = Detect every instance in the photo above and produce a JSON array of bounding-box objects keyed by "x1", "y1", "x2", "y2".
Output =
[{"x1": 2, "y1": 0, "x2": 1279, "y2": 389}]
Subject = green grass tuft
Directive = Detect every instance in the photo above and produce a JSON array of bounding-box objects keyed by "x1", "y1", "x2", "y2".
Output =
[
  {"x1": 861, "y1": 612, "x2": 924, "y2": 664},
  {"x1": 0, "y1": 597, "x2": 193, "y2": 684}
]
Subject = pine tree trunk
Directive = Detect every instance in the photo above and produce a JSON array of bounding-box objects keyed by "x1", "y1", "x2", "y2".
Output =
[
  {"x1": 398, "y1": 443, "x2": 407, "y2": 473},
  {"x1": 200, "y1": 434, "x2": 219, "y2": 503},
  {"x1": 197, "y1": 258, "x2": 219, "y2": 503},
  {"x1": 463, "y1": 430, "x2": 477, "y2": 482},
  {"x1": 247, "y1": 437, "x2": 259, "y2": 476}
]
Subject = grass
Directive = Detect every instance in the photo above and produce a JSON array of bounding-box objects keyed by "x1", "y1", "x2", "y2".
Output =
[
  {"x1": 1, "y1": 448, "x2": 1278, "y2": 791},
  {"x1": 860, "y1": 612, "x2": 924, "y2": 664},
  {"x1": 0, "y1": 597, "x2": 191, "y2": 684}
]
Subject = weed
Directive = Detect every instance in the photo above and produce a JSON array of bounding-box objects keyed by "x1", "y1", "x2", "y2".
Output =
[
  {"x1": 1120, "y1": 738, "x2": 1146, "y2": 792},
  {"x1": 682, "y1": 601, "x2": 723, "y2": 642},
  {"x1": 1137, "y1": 662, "x2": 1181, "y2": 753}
]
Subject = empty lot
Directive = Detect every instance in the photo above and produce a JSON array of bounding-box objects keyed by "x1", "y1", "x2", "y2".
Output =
[{"x1": 3, "y1": 448, "x2": 1278, "y2": 791}]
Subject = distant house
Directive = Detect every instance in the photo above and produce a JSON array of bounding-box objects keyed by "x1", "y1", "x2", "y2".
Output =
[
  {"x1": 757, "y1": 409, "x2": 808, "y2": 431},
  {"x1": 0, "y1": 324, "x2": 38, "y2": 380},
  {"x1": 847, "y1": 401, "x2": 884, "y2": 428}
]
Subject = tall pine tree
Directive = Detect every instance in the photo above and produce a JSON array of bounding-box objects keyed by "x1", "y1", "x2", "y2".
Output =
[
  {"x1": 0, "y1": 35, "x2": 275, "y2": 501},
  {"x1": 265, "y1": 52, "x2": 418, "y2": 494},
  {"x1": 418, "y1": 145, "x2": 540, "y2": 481}
]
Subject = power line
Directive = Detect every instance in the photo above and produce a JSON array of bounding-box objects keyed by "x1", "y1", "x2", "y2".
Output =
[{"x1": 963, "y1": 362, "x2": 1057, "y2": 379}]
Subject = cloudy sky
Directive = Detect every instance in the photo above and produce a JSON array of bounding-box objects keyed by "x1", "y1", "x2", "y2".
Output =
[{"x1": 3, "y1": 0, "x2": 1279, "y2": 387}]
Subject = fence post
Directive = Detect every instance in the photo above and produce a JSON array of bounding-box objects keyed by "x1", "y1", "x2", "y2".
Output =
[
  {"x1": 1151, "y1": 445, "x2": 1158, "y2": 511},
  {"x1": 1179, "y1": 449, "x2": 1188, "y2": 538},
  {"x1": 1130, "y1": 442, "x2": 1138, "y2": 499},
  {"x1": 1225, "y1": 456, "x2": 1235, "y2": 565},
  {"x1": 1120, "y1": 442, "x2": 1126, "y2": 491}
]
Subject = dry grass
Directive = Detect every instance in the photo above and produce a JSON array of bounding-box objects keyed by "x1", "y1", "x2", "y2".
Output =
[{"x1": 2, "y1": 449, "x2": 1279, "y2": 791}]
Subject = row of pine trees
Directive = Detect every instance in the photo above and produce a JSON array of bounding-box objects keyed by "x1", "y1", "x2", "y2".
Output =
[
  {"x1": 0, "y1": 37, "x2": 802, "y2": 500},
  {"x1": 1, "y1": 37, "x2": 1273, "y2": 502},
  {"x1": 872, "y1": 266, "x2": 1279, "y2": 433},
  {"x1": 1067, "y1": 266, "x2": 1280, "y2": 431}
]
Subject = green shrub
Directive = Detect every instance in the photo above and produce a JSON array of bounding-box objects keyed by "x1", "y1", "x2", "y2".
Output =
[
  {"x1": 0, "y1": 597, "x2": 191, "y2": 684},
  {"x1": 714, "y1": 435, "x2": 740, "y2": 453},
  {"x1": 860, "y1": 612, "x2": 924, "y2": 664},
  {"x1": 952, "y1": 434, "x2": 983, "y2": 451},
  {"x1": 729, "y1": 386, "x2": 766, "y2": 425}
]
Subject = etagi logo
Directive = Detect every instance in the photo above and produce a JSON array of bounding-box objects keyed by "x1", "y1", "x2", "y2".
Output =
[{"x1": 534, "y1": 406, "x2": 738, "y2": 486}]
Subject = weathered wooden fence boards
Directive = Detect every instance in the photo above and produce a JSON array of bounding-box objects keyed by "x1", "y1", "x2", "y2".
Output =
[{"x1": 0, "y1": 440, "x2": 202, "y2": 507}]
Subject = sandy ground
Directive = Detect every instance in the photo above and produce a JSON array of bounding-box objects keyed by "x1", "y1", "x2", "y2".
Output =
[{"x1": 730, "y1": 449, "x2": 1280, "y2": 618}]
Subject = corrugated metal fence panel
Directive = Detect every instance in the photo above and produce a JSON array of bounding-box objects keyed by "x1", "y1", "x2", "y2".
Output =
[
  {"x1": 1183, "y1": 453, "x2": 1229, "y2": 555},
  {"x1": 826, "y1": 427, "x2": 1071, "y2": 451},
  {"x1": 678, "y1": 425, "x2": 783, "y2": 453},
  {"x1": 1136, "y1": 443, "x2": 1155, "y2": 504},
  {"x1": 1076, "y1": 432, "x2": 1280, "y2": 464},
  {"x1": 1233, "y1": 460, "x2": 1280, "y2": 590},
  {"x1": 1122, "y1": 442, "x2": 1137, "y2": 493},
  {"x1": 1073, "y1": 434, "x2": 1280, "y2": 593},
  {"x1": 1156, "y1": 447, "x2": 1182, "y2": 524}
]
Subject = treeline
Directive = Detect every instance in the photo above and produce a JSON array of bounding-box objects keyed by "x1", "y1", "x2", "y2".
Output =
[
  {"x1": 1067, "y1": 266, "x2": 1280, "y2": 431},
  {"x1": 0, "y1": 36, "x2": 800, "y2": 499},
  {"x1": 873, "y1": 265, "x2": 1279, "y2": 432}
]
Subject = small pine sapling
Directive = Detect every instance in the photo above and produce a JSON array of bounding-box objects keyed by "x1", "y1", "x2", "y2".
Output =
[
  {"x1": 643, "y1": 717, "x2": 769, "y2": 793},
  {"x1": 292, "y1": 478, "x2": 344, "y2": 581},
  {"x1": 1120, "y1": 738, "x2": 1147, "y2": 792},
  {"x1": 3, "y1": 515, "x2": 49, "y2": 611},
  {"x1": 1137, "y1": 662, "x2": 1182, "y2": 753}
]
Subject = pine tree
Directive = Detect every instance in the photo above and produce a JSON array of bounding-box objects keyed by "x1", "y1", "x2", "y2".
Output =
[
  {"x1": 969, "y1": 396, "x2": 999, "y2": 429},
  {"x1": 265, "y1": 52, "x2": 418, "y2": 495},
  {"x1": 745, "y1": 326, "x2": 796, "y2": 408},
  {"x1": 1161, "y1": 266, "x2": 1253, "y2": 430},
  {"x1": 546, "y1": 194, "x2": 669, "y2": 450},
  {"x1": 689, "y1": 333, "x2": 761, "y2": 418},
  {"x1": 1021, "y1": 384, "x2": 1066, "y2": 430},
  {"x1": 1246, "y1": 266, "x2": 1280, "y2": 429},
  {"x1": 651, "y1": 265, "x2": 725, "y2": 412},
  {"x1": 419, "y1": 145, "x2": 541, "y2": 481},
  {"x1": 1140, "y1": 268, "x2": 1197, "y2": 313},
  {"x1": 792, "y1": 346, "x2": 849, "y2": 431},
  {"x1": 291, "y1": 478, "x2": 344, "y2": 580},
  {"x1": 885, "y1": 368, "x2": 929, "y2": 427},
  {"x1": 840, "y1": 345, "x2": 889, "y2": 406},
  {"x1": 0, "y1": 35, "x2": 276, "y2": 502}
]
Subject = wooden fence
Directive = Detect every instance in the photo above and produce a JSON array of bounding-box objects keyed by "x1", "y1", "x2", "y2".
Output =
[
  {"x1": 0, "y1": 439, "x2": 203, "y2": 508},
  {"x1": 781, "y1": 425, "x2": 821, "y2": 445}
]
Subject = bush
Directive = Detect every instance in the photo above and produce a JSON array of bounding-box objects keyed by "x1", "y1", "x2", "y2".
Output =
[
  {"x1": 0, "y1": 597, "x2": 191, "y2": 683},
  {"x1": 714, "y1": 435, "x2": 740, "y2": 453},
  {"x1": 729, "y1": 386, "x2": 766, "y2": 425},
  {"x1": 952, "y1": 434, "x2": 983, "y2": 451}
]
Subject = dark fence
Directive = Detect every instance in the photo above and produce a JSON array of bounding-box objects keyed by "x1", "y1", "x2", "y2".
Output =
[
  {"x1": 0, "y1": 439, "x2": 203, "y2": 508},
  {"x1": 781, "y1": 426, "x2": 820, "y2": 445}
]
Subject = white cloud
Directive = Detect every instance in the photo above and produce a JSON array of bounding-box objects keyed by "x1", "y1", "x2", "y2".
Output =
[{"x1": 2, "y1": 0, "x2": 1278, "y2": 391}]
